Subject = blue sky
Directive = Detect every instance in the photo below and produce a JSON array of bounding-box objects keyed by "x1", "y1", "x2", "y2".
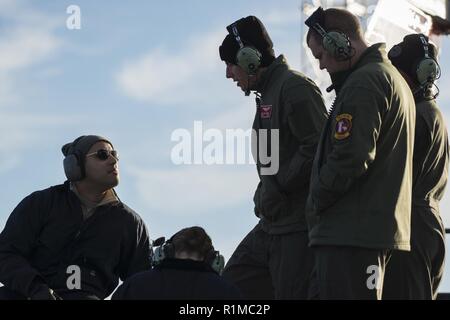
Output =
[
  {"x1": 1, "y1": 0, "x2": 450, "y2": 292},
  {"x1": 0, "y1": 0, "x2": 305, "y2": 265}
]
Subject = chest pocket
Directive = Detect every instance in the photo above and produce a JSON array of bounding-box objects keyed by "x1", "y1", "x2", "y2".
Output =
[{"x1": 255, "y1": 97, "x2": 273, "y2": 130}]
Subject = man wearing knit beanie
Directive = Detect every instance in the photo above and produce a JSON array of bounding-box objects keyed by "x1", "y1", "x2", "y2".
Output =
[
  {"x1": 219, "y1": 16, "x2": 328, "y2": 299},
  {"x1": 388, "y1": 34, "x2": 440, "y2": 98},
  {"x1": 0, "y1": 135, "x2": 151, "y2": 300},
  {"x1": 384, "y1": 34, "x2": 448, "y2": 300}
]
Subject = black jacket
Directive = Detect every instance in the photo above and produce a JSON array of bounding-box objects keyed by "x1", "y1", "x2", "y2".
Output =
[
  {"x1": 112, "y1": 259, "x2": 242, "y2": 300},
  {"x1": 0, "y1": 182, "x2": 151, "y2": 299}
]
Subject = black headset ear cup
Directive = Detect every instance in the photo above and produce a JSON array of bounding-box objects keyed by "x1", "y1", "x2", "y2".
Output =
[
  {"x1": 151, "y1": 240, "x2": 175, "y2": 266},
  {"x1": 236, "y1": 46, "x2": 262, "y2": 75},
  {"x1": 63, "y1": 153, "x2": 83, "y2": 181},
  {"x1": 163, "y1": 242, "x2": 175, "y2": 259}
]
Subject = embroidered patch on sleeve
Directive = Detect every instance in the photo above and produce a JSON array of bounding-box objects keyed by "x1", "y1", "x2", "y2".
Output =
[{"x1": 334, "y1": 113, "x2": 353, "y2": 140}]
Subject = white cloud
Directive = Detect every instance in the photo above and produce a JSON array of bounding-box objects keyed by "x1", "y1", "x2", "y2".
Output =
[
  {"x1": 0, "y1": 0, "x2": 62, "y2": 107},
  {"x1": 116, "y1": 29, "x2": 225, "y2": 105},
  {"x1": 0, "y1": 113, "x2": 84, "y2": 172},
  {"x1": 262, "y1": 8, "x2": 302, "y2": 25},
  {"x1": 0, "y1": 27, "x2": 60, "y2": 72},
  {"x1": 0, "y1": 1, "x2": 65, "y2": 173},
  {"x1": 116, "y1": 48, "x2": 193, "y2": 102},
  {"x1": 205, "y1": 102, "x2": 254, "y2": 130},
  {"x1": 0, "y1": 155, "x2": 20, "y2": 175},
  {"x1": 129, "y1": 165, "x2": 258, "y2": 215},
  {"x1": 116, "y1": 8, "x2": 304, "y2": 106}
]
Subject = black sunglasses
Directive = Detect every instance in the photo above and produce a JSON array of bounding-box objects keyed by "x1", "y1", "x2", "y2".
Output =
[{"x1": 86, "y1": 149, "x2": 119, "y2": 161}]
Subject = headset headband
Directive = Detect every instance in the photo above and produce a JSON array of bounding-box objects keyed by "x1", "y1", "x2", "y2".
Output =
[
  {"x1": 312, "y1": 22, "x2": 328, "y2": 38},
  {"x1": 230, "y1": 23, "x2": 244, "y2": 49},
  {"x1": 419, "y1": 34, "x2": 430, "y2": 59}
]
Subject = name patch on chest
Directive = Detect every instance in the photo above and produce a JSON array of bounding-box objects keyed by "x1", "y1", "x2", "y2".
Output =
[{"x1": 260, "y1": 105, "x2": 273, "y2": 119}]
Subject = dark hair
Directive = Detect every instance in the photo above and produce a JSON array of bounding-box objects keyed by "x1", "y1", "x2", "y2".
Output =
[
  {"x1": 307, "y1": 8, "x2": 364, "y2": 44},
  {"x1": 171, "y1": 226, "x2": 214, "y2": 259}
]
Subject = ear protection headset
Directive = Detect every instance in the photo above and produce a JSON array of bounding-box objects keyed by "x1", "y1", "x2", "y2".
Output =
[
  {"x1": 151, "y1": 236, "x2": 225, "y2": 275},
  {"x1": 227, "y1": 23, "x2": 262, "y2": 75},
  {"x1": 63, "y1": 136, "x2": 86, "y2": 182},
  {"x1": 414, "y1": 34, "x2": 440, "y2": 85},
  {"x1": 305, "y1": 7, "x2": 353, "y2": 61},
  {"x1": 63, "y1": 135, "x2": 113, "y2": 182}
]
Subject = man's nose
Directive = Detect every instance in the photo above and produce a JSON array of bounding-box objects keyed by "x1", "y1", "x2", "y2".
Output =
[
  {"x1": 109, "y1": 154, "x2": 118, "y2": 164},
  {"x1": 226, "y1": 65, "x2": 233, "y2": 79}
]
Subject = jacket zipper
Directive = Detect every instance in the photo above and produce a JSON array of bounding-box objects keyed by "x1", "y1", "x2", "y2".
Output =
[{"x1": 318, "y1": 97, "x2": 338, "y2": 168}]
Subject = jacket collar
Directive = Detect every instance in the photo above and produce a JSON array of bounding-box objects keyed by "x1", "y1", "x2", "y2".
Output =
[
  {"x1": 329, "y1": 43, "x2": 387, "y2": 94},
  {"x1": 256, "y1": 55, "x2": 289, "y2": 94},
  {"x1": 65, "y1": 180, "x2": 119, "y2": 208}
]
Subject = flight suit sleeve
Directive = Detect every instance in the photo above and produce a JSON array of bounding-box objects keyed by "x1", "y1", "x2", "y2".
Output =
[
  {"x1": 310, "y1": 87, "x2": 384, "y2": 212},
  {"x1": 0, "y1": 192, "x2": 49, "y2": 297},
  {"x1": 412, "y1": 113, "x2": 431, "y2": 187},
  {"x1": 119, "y1": 217, "x2": 152, "y2": 280},
  {"x1": 277, "y1": 82, "x2": 327, "y2": 192}
]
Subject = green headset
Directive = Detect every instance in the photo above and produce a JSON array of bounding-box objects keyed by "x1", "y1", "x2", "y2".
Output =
[
  {"x1": 227, "y1": 23, "x2": 262, "y2": 75},
  {"x1": 305, "y1": 7, "x2": 353, "y2": 61},
  {"x1": 151, "y1": 236, "x2": 225, "y2": 275},
  {"x1": 414, "y1": 34, "x2": 440, "y2": 85},
  {"x1": 389, "y1": 34, "x2": 440, "y2": 88}
]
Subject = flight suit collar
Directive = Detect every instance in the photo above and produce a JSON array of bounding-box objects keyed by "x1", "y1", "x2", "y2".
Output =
[
  {"x1": 330, "y1": 43, "x2": 387, "y2": 94},
  {"x1": 256, "y1": 54, "x2": 289, "y2": 94}
]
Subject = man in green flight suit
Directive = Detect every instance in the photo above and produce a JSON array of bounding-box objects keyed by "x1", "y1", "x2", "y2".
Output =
[
  {"x1": 305, "y1": 7, "x2": 416, "y2": 299},
  {"x1": 219, "y1": 15, "x2": 328, "y2": 299},
  {"x1": 383, "y1": 33, "x2": 449, "y2": 300}
]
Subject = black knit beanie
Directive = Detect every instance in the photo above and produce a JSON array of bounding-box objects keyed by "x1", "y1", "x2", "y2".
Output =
[
  {"x1": 219, "y1": 16, "x2": 275, "y2": 67},
  {"x1": 388, "y1": 34, "x2": 438, "y2": 81}
]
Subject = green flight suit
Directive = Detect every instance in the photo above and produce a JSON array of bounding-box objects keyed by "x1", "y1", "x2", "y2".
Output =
[
  {"x1": 383, "y1": 97, "x2": 448, "y2": 300},
  {"x1": 306, "y1": 44, "x2": 416, "y2": 299},
  {"x1": 223, "y1": 55, "x2": 327, "y2": 299}
]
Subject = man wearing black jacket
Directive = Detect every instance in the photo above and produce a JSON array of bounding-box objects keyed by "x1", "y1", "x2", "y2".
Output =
[
  {"x1": 0, "y1": 135, "x2": 151, "y2": 300},
  {"x1": 112, "y1": 226, "x2": 241, "y2": 300}
]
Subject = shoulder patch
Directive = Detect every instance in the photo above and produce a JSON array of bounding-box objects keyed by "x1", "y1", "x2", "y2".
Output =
[{"x1": 334, "y1": 113, "x2": 352, "y2": 140}]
